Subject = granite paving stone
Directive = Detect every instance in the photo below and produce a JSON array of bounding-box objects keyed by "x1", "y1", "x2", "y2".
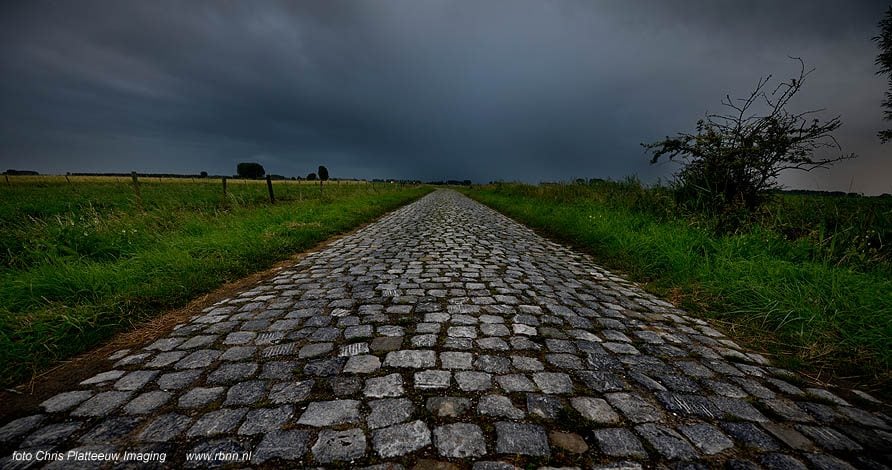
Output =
[
  {"x1": 114, "y1": 370, "x2": 159, "y2": 391},
  {"x1": 364, "y1": 373, "x2": 405, "y2": 397},
  {"x1": 174, "y1": 349, "x2": 221, "y2": 369},
  {"x1": 549, "y1": 431, "x2": 589, "y2": 454},
  {"x1": 635, "y1": 423, "x2": 699, "y2": 460},
  {"x1": 114, "y1": 353, "x2": 153, "y2": 368},
  {"x1": 238, "y1": 405, "x2": 293, "y2": 435},
  {"x1": 440, "y1": 351, "x2": 473, "y2": 369},
  {"x1": 40, "y1": 391, "x2": 94, "y2": 413},
  {"x1": 571, "y1": 396, "x2": 621, "y2": 423},
  {"x1": 478, "y1": 395, "x2": 525, "y2": 419},
  {"x1": 80, "y1": 370, "x2": 125, "y2": 385},
  {"x1": 138, "y1": 413, "x2": 192, "y2": 442},
  {"x1": 384, "y1": 349, "x2": 436, "y2": 368},
  {"x1": 144, "y1": 350, "x2": 188, "y2": 368},
  {"x1": 345, "y1": 354, "x2": 382, "y2": 374},
  {"x1": 224, "y1": 380, "x2": 266, "y2": 406},
  {"x1": 312, "y1": 428, "x2": 367, "y2": 463},
  {"x1": 532, "y1": 372, "x2": 574, "y2": 394},
  {"x1": 455, "y1": 371, "x2": 492, "y2": 391},
  {"x1": 207, "y1": 362, "x2": 257, "y2": 383},
  {"x1": 526, "y1": 393, "x2": 564, "y2": 419},
  {"x1": 71, "y1": 391, "x2": 131, "y2": 417},
  {"x1": 297, "y1": 399, "x2": 362, "y2": 426},
  {"x1": 426, "y1": 396, "x2": 472, "y2": 417},
  {"x1": 21, "y1": 422, "x2": 82, "y2": 448},
  {"x1": 606, "y1": 392, "x2": 665, "y2": 423},
  {"x1": 368, "y1": 398, "x2": 415, "y2": 429},
  {"x1": 494, "y1": 422, "x2": 550, "y2": 456},
  {"x1": 678, "y1": 423, "x2": 735, "y2": 455},
  {"x1": 253, "y1": 429, "x2": 311, "y2": 463},
  {"x1": 433, "y1": 423, "x2": 487, "y2": 458},
  {"x1": 372, "y1": 420, "x2": 432, "y2": 457},
  {"x1": 414, "y1": 370, "x2": 451, "y2": 389},
  {"x1": 78, "y1": 416, "x2": 141, "y2": 443},
  {"x1": 593, "y1": 428, "x2": 648, "y2": 458},
  {"x1": 496, "y1": 374, "x2": 537, "y2": 392},
  {"x1": 0, "y1": 415, "x2": 46, "y2": 443},
  {"x1": 186, "y1": 408, "x2": 248, "y2": 437},
  {"x1": 2, "y1": 190, "x2": 887, "y2": 468},
  {"x1": 123, "y1": 391, "x2": 171, "y2": 414}
]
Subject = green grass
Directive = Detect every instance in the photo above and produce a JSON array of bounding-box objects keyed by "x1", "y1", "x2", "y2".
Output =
[
  {"x1": 464, "y1": 181, "x2": 892, "y2": 391},
  {"x1": 0, "y1": 177, "x2": 430, "y2": 386}
]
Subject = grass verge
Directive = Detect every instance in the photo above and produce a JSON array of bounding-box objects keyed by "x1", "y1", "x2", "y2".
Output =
[
  {"x1": 464, "y1": 183, "x2": 892, "y2": 393},
  {"x1": 0, "y1": 179, "x2": 430, "y2": 387}
]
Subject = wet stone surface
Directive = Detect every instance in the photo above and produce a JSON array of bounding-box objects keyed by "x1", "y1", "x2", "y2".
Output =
[{"x1": 1, "y1": 190, "x2": 889, "y2": 468}]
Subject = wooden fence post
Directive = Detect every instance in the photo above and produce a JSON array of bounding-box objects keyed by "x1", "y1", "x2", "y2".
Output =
[
  {"x1": 266, "y1": 175, "x2": 275, "y2": 203},
  {"x1": 131, "y1": 172, "x2": 143, "y2": 210},
  {"x1": 222, "y1": 177, "x2": 228, "y2": 199},
  {"x1": 65, "y1": 175, "x2": 71, "y2": 184},
  {"x1": 4, "y1": 174, "x2": 9, "y2": 185}
]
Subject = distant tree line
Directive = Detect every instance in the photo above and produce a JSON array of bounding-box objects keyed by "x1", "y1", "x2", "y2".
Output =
[
  {"x1": 15, "y1": 161, "x2": 420, "y2": 187},
  {"x1": 69, "y1": 172, "x2": 210, "y2": 178},
  {"x1": 427, "y1": 180, "x2": 472, "y2": 186}
]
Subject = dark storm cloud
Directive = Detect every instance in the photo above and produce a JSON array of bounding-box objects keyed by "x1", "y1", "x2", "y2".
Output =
[{"x1": 0, "y1": 1, "x2": 889, "y2": 192}]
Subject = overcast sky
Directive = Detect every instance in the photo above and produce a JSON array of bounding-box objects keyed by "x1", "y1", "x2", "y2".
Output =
[{"x1": 1, "y1": 1, "x2": 889, "y2": 193}]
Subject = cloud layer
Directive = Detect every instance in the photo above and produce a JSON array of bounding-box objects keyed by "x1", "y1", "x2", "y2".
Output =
[{"x1": 1, "y1": 1, "x2": 889, "y2": 192}]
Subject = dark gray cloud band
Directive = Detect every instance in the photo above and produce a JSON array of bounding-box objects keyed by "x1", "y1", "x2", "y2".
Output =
[{"x1": 1, "y1": 1, "x2": 889, "y2": 192}]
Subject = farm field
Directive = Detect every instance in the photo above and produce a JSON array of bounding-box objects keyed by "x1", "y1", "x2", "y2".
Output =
[
  {"x1": 464, "y1": 181, "x2": 892, "y2": 394},
  {"x1": 0, "y1": 176, "x2": 430, "y2": 387}
]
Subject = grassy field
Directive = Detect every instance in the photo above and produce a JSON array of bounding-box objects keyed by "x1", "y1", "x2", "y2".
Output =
[
  {"x1": 0, "y1": 176, "x2": 430, "y2": 387},
  {"x1": 465, "y1": 181, "x2": 892, "y2": 392}
]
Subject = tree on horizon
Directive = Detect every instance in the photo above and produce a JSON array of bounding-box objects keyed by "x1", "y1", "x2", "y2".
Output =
[
  {"x1": 236, "y1": 162, "x2": 265, "y2": 179},
  {"x1": 318, "y1": 165, "x2": 329, "y2": 194}
]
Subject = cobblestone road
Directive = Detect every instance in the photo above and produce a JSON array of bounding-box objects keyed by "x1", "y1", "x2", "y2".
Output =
[{"x1": 2, "y1": 189, "x2": 890, "y2": 469}]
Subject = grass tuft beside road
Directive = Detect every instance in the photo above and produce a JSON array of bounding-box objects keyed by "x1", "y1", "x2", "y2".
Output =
[
  {"x1": 465, "y1": 182, "x2": 892, "y2": 392},
  {"x1": 0, "y1": 178, "x2": 430, "y2": 387}
]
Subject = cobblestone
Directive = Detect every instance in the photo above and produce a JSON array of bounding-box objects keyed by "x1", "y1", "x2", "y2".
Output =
[
  {"x1": 238, "y1": 405, "x2": 293, "y2": 435},
  {"x1": 297, "y1": 400, "x2": 361, "y2": 427},
  {"x1": 0, "y1": 415, "x2": 45, "y2": 443},
  {"x1": 433, "y1": 423, "x2": 487, "y2": 458},
  {"x1": 138, "y1": 413, "x2": 192, "y2": 442},
  {"x1": 364, "y1": 373, "x2": 404, "y2": 397},
  {"x1": 70, "y1": 391, "x2": 131, "y2": 417},
  {"x1": 253, "y1": 429, "x2": 310, "y2": 463},
  {"x1": 78, "y1": 417, "x2": 140, "y2": 443},
  {"x1": 477, "y1": 395, "x2": 525, "y2": 419},
  {"x1": 3, "y1": 190, "x2": 888, "y2": 468},
  {"x1": 40, "y1": 390, "x2": 93, "y2": 413},
  {"x1": 427, "y1": 396, "x2": 472, "y2": 417},
  {"x1": 372, "y1": 420, "x2": 431, "y2": 457},
  {"x1": 123, "y1": 390, "x2": 170, "y2": 414},
  {"x1": 312, "y1": 428, "x2": 367, "y2": 463},
  {"x1": 571, "y1": 396, "x2": 621, "y2": 423},
  {"x1": 593, "y1": 428, "x2": 648, "y2": 458},
  {"x1": 186, "y1": 408, "x2": 247, "y2": 437},
  {"x1": 495, "y1": 422, "x2": 549, "y2": 456}
]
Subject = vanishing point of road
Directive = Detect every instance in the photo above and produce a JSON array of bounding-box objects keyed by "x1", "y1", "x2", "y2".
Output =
[{"x1": 1, "y1": 189, "x2": 889, "y2": 469}]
